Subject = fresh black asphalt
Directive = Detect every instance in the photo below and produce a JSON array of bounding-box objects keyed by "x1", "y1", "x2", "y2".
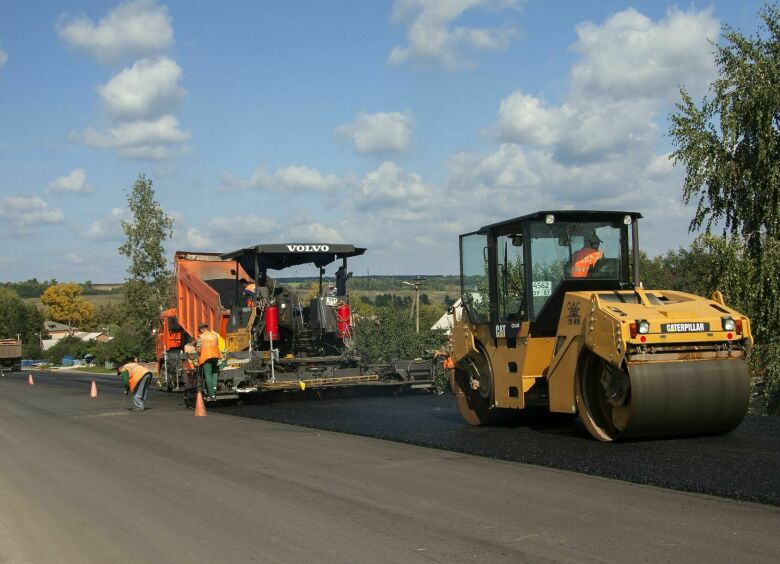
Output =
[
  {"x1": 18, "y1": 370, "x2": 780, "y2": 506},
  {"x1": 213, "y1": 390, "x2": 780, "y2": 506}
]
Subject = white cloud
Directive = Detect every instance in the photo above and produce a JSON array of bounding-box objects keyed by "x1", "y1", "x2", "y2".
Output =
[
  {"x1": 46, "y1": 169, "x2": 93, "y2": 194},
  {"x1": 495, "y1": 91, "x2": 567, "y2": 146},
  {"x1": 218, "y1": 165, "x2": 342, "y2": 193},
  {"x1": 98, "y1": 56, "x2": 185, "y2": 120},
  {"x1": 0, "y1": 195, "x2": 64, "y2": 234},
  {"x1": 209, "y1": 215, "x2": 280, "y2": 238},
  {"x1": 0, "y1": 50, "x2": 7, "y2": 69},
  {"x1": 286, "y1": 223, "x2": 344, "y2": 243},
  {"x1": 170, "y1": 215, "x2": 280, "y2": 252},
  {"x1": 494, "y1": 7, "x2": 718, "y2": 165},
  {"x1": 183, "y1": 227, "x2": 215, "y2": 250},
  {"x1": 56, "y1": 0, "x2": 173, "y2": 63},
  {"x1": 81, "y1": 114, "x2": 190, "y2": 160},
  {"x1": 218, "y1": 168, "x2": 272, "y2": 192},
  {"x1": 62, "y1": 252, "x2": 86, "y2": 265},
  {"x1": 388, "y1": 0, "x2": 520, "y2": 70},
  {"x1": 336, "y1": 111, "x2": 413, "y2": 155},
  {"x1": 444, "y1": 8, "x2": 719, "y2": 250},
  {"x1": 570, "y1": 7, "x2": 719, "y2": 101},
  {"x1": 86, "y1": 207, "x2": 127, "y2": 240},
  {"x1": 274, "y1": 166, "x2": 342, "y2": 192},
  {"x1": 356, "y1": 161, "x2": 431, "y2": 212}
]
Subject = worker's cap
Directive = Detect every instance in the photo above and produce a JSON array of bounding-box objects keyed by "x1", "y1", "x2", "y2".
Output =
[
  {"x1": 198, "y1": 322, "x2": 209, "y2": 330},
  {"x1": 588, "y1": 230, "x2": 602, "y2": 244}
]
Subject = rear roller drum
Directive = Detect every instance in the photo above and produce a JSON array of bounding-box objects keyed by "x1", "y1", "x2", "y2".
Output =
[{"x1": 451, "y1": 346, "x2": 495, "y2": 425}]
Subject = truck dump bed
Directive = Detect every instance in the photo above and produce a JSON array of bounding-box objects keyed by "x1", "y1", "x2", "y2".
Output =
[{"x1": 175, "y1": 252, "x2": 250, "y2": 338}]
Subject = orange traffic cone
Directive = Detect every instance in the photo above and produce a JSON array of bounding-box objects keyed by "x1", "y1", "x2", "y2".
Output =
[
  {"x1": 194, "y1": 390, "x2": 207, "y2": 417},
  {"x1": 28, "y1": 373, "x2": 34, "y2": 385},
  {"x1": 90, "y1": 380, "x2": 98, "y2": 398}
]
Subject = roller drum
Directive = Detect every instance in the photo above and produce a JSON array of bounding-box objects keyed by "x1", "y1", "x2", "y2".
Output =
[
  {"x1": 622, "y1": 359, "x2": 750, "y2": 439},
  {"x1": 577, "y1": 356, "x2": 750, "y2": 441}
]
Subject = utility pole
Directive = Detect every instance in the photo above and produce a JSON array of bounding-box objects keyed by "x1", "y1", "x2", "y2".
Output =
[{"x1": 402, "y1": 277, "x2": 426, "y2": 333}]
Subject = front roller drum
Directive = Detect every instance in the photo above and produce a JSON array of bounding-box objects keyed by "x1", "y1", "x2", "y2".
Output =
[{"x1": 577, "y1": 356, "x2": 750, "y2": 441}]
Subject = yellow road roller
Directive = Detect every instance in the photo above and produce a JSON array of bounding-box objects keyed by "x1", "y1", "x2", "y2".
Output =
[{"x1": 450, "y1": 210, "x2": 752, "y2": 441}]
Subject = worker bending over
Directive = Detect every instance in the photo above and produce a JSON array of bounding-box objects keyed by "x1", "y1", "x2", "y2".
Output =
[{"x1": 119, "y1": 360, "x2": 153, "y2": 411}]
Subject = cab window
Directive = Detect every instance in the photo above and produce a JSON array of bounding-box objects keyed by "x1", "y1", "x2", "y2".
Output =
[
  {"x1": 460, "y1": 232, "x2": 490, "y2": 323},
  {"x1": 496, "y1": 234, "x2": 525, "y2": 322}
]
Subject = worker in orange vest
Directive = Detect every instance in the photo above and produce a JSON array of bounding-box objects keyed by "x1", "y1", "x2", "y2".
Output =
[
  {"x1": 197, "y1": 323, "x2": 221, "y2": 399},
  {"x1": 570, "y1": 231, "x2": 604, "y2": 278},
  {"x1": 118, "y1": 359, "x2": 153, "y2": 411}
]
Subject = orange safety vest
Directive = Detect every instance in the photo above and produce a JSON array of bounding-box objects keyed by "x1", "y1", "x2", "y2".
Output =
[
  {"x1": 198, "y1": 330, "x2": 221, "y2": 363},
  {"x1": 443, "y1": 356, "x2": 455, "y2": 370},
  {"x1": 570, "y1": 248, "x2": 604, "y2": 278},
  {"x1": 121, "y1": 362, "x2": 150, "y2": 392}
]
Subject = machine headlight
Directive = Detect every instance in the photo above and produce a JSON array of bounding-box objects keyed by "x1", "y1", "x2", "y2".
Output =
[
  {"x1": 637, "y1": 320, "x2": 650, "y2": 334},
  {"x1": 722, "y1": 317, "x2": 735, "y2": 331}
]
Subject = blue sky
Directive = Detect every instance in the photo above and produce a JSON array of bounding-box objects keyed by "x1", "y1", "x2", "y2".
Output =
[{"x1": 0, "y1": 0, "x2": 767, "y2": 282}]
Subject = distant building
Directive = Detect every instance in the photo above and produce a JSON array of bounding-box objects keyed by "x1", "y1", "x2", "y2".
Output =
[
  {"x1": 431, "y1": 299, "x2": 461, "y2": 335},
  {"x1": 43, "y1": 321, "x2": 76, "y2": 339},
  {"x1": 40, "y1": 322, "x2": 110, "y2": 350}
]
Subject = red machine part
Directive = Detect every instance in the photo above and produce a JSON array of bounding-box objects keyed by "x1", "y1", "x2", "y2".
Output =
[
  {"x1": 264, "y1": 306, "x2": 279, "y2": 341},
  {"x1": 337, "y1": 304, "x2": 351, "y2": 338}
]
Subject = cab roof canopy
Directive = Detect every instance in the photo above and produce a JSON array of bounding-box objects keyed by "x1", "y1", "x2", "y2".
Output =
[
  {"x1": 221, "y1": 244, "x2": 366, "y2": 278},
  {"x1": 476, "y1": 210, "x2": 643, "y2": 235}
]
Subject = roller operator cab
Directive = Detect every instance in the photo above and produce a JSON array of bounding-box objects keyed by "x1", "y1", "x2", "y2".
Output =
[{"x1": 451, "y1": 211, "x2": 753, "y2": 441}]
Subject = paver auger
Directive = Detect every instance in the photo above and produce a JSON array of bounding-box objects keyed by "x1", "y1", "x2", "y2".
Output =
[{"x1": 451, "y1": 211, "x2": 752, "y2": 441}]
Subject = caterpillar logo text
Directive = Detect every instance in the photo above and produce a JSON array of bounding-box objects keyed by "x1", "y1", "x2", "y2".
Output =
[{"x1": 661, "y1": 322, "x2": 710, "y2": 333}]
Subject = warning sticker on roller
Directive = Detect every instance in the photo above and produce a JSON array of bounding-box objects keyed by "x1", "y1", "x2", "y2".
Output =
[{"x1": 661, "y1": 322, "x2": 710, "y2": 333}]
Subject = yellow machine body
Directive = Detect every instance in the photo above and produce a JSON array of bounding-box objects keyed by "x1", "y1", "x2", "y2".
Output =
[{"x1": 450, "y1": 211, "x2": 753, "y2": 441}]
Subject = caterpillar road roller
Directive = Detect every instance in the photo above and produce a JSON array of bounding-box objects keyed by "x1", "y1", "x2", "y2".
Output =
[{"x1": 450, "y1": 210, "x2": 753, "y2": 441}]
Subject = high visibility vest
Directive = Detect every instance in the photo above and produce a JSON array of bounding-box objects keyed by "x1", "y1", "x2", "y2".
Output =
[
  {"x1": 443, "y1": 356, "x2": 455, "y2": 370},
  {"x1": 570, "y1": 248, "x2": 604, "y2": 278},
  {"x1": 198, "y1": 330, "x2": 221, "y2": 363},
  {"x1": 121, "y1": 363, "x2": 150, "y2": 392}
]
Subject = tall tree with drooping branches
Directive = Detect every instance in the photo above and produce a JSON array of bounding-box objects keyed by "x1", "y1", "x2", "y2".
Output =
[{"x1": 670, "y1": 3, "x2": 780, "y2": 413}]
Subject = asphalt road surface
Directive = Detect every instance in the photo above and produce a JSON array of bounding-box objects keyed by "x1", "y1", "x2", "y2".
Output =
[
  {"x1": 213, "y1": 390, "x2": 780, "y2": 506},
  {"x1": 0, "y1": 370, "x2": 778, "y2": 563}
]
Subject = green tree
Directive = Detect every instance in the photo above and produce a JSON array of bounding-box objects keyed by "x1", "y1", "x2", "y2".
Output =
[
  {"x1": 353, "y1": 306, "x2": 447, "y2": 364},
  {"x1": 118, "y1": 174, "x2": 174, "y2": 356},
  {"x1": 670, "y1": 4, "x2": 780, "y2": 413},
  {"x1": 0, "y1": 287, "x2": 44, "y2": 346}
]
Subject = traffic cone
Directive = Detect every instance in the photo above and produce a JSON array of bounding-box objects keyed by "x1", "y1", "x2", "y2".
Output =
[
  {"x1": 90, "y1": 380, "x2": 98, "y2": 398},
  {"x1": 194, "y1": 390, "x2": 207, "y2": 417},
  {"x1": 28, "y1": 374, "x2": 34, "y2": 385}
]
